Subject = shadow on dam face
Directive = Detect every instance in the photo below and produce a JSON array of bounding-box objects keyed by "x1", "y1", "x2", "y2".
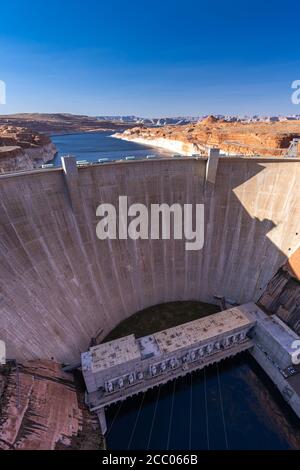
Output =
[{"x1": 0, "y1": 157, "x2": 300, "y2": 363}]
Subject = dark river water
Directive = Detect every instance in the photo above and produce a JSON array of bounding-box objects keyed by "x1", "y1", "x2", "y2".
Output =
[
  {"x1": 105, "y1": 355, "x2": 300, "y2": 450},
  {"x1": 51, "y1": 130, "x2": 174, "y2": 166},
  {"x1": 52, "y1": 133, "x2": 300, "y2": 450}
]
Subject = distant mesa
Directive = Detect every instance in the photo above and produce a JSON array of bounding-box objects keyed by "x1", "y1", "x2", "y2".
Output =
[
  {"x1": 200, "y1": 115, "x2": 220, "y2": 125},
  {"x1": 0, "y1": 113, "x2": 141, "y2": 136}
]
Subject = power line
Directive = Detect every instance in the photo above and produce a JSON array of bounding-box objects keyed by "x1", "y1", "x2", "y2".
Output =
[
  {"x1": 166, "y1": 379, "x2": 176, "y2": 450},
  {"x1": 127, "y1": 392, "x2": 146, "y2": 450},
  {"x1": 106, "y1": 400, "x2": 124, "y2": 438},
  {"x1": 189, "y1": 373, "x2": 193, "y2": 450},
  {"x1": 216, "y1": 362, "x2": 229, "y2": 449},
  {"x1": 146, "y1": 385, "x2": 161, "y2": 450},
  {"x1": 204, "y1": 368, "x2": 210, "y2": 450}
]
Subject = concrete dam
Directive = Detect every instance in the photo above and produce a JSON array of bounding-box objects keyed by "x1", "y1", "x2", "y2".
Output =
[{"x1": 1, "y1": 156, "x2": 300, "y2": 363}]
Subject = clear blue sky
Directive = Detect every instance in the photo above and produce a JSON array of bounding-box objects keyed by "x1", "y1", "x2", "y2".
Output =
[{"x1": 1, "y1": 0, "x2": 300, "y2": 117}]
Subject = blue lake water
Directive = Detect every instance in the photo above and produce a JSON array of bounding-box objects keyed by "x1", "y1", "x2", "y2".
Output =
[
  {"x1": 52, "y1": 132, "x2": 300, "y2": 450},
  {"x1": 51, "y1": 131, "x2": 174, "y2": 166},
  {"x1": 106, "y1": 355, "x2": 300, "y2": 450}
]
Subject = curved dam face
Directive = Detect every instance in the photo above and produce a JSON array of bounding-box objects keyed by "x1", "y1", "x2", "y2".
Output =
[{"x1": 1, "y1": 158, "x2": 300, "y2": 363}]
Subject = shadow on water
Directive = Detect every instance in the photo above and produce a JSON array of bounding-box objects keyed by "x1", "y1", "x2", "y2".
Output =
[{"x1": 106, "y1": 354, "x2": 300, "y2": 450}]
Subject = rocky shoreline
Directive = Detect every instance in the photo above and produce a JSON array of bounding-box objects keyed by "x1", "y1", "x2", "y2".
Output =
[
  {"x1": 113, "y1": 132, "x2": 199, "y2": 155},
  {"x1": 113, "y1": 116, "x2": 300, "y2": 157},
  {"x1": 0, "y1": 125, "x2": 57, "y2": 173}
]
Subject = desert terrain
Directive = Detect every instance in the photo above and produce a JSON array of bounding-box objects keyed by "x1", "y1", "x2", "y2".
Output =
[
  {"x1": 0, "y1": 125, "x2": 57, "y2": 173},
  {"x1": 116, "y1": 116, "x2": 300, "y2": 157},
  {"x1": 0, "y1": 113, "x2": 141, "y2": 135}
]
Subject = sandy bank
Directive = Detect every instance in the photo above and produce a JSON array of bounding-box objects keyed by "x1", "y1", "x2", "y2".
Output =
[{"x1": 113, "y1": 133, "x2": 199, "y2": 155}]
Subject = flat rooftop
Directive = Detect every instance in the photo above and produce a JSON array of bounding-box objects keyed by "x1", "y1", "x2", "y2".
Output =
[
  {"x1": 244, "y1": 304, "x2": 300, "y2": 355},
  {"x1": 87, "y1": 335, "x2": 141, "y2": 373},
  {"x1": 137, "y1": 335, "x2": 161, "y2": 359},
  {"x1": 262, "y1": 315, "x2": 299, "y2": 355},
  {"x1": 153, "y1": 307, "x2": 252, "y2": 354},
  {"x1": 82, "y1": 305, "x2": 254, "y2": 373}
]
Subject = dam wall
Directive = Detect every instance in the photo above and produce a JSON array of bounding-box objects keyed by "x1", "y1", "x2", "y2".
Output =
[{"x1": 1, "y1": 157, "x2": 300, "y2": 362}]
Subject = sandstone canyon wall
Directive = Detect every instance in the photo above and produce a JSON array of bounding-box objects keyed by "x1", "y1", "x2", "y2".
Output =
[
  {"x1": 0, "y1": 126, "x2": 57, "y2": 173},
  {"x1": 114, "y1": 117, "x2": 300, "y2": 157}
]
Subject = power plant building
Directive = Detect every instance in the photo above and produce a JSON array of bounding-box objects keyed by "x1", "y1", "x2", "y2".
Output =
[{"x1": 82, "y1": 306, "x2": 255, "y2": 407}]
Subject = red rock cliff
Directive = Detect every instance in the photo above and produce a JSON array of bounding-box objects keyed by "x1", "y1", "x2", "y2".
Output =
[
  {"x1": 0, "y1": 125, "x2": 57, "y2": 173},
  {"x1": 116, "y1": 117, "x2": 300, "y2": 157}
]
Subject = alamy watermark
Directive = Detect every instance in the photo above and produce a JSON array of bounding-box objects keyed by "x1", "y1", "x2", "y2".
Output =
[
  {"x1": 96, "y1": 196, "x2": 205, "y2": 251},
  {"x1": 291, "y1": 340, "x2": 300, "y2": 365},
  {"x1": 0, "y1": 340, "x2": 6, "y2": 365},
  {"x1": 0, "y1": 80, "x2": 6, "y2": 105},
  {"x1": 291, "y1": 80, "x2": 300, "y2": 105}
]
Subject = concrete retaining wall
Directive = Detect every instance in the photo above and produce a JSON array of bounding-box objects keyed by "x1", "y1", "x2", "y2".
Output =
[{"x1": 251, "y1": 345, "x2": 300, "y2": 418}]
